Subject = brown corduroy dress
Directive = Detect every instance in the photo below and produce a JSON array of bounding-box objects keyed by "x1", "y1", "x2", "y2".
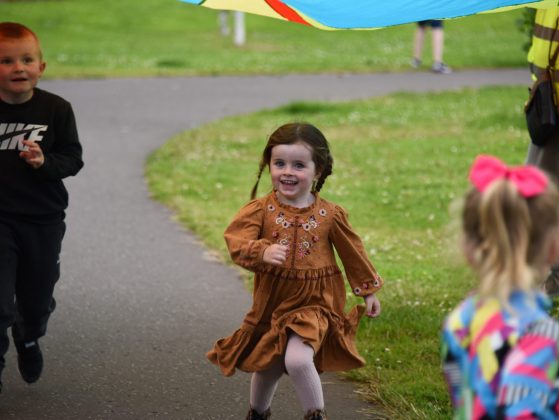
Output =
[{"x1": 207, "y1": 192, "x2": 383, "y2": 377}]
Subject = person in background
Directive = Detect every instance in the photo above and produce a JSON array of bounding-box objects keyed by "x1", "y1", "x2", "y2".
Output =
[
  {"x1": 411, "y1": 20, "x2": 452, "y2": 74},
  {"x1": 524, "y1": 7, "x2": 559, "y2": 295}
]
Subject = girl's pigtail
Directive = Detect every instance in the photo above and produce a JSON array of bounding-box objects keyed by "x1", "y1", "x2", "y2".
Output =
[
  {"x1": 476, "y1": 181, "x2": 532, "y2": 301},
  {"x1": 314, "y1": 153, "x2": 333, "y2": 192},
  {"x1": 250, "y1": 163, "x2": 265, "y2": 199}
]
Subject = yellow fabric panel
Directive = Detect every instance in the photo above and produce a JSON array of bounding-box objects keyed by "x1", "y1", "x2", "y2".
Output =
[
  {"x1": 478, "y1": 336, "x2": 500, "y2": 382},
  {"x1": 198, "y1": 0, "x2": 285, "y2": 20},
  {"x1": 471, "y1": 300, "x2": 501, "y2": 337}
]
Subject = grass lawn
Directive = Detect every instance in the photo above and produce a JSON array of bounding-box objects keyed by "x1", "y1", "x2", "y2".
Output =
[
  {"x1": 145, "y1": 86, "x2": 533, "y2": 418},
  {"x1": 1, "y1": 0, "x2": 529, "y2": 78}
]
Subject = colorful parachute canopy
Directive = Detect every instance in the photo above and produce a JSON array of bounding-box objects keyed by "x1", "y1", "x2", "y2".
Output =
[{"x1": 181, "y1": 0, "x2": 558, "y2": 29}]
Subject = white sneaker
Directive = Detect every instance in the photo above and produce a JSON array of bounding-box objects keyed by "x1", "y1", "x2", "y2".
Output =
[{"x1": 432, "y1": 62, "x2": 452, "y2": 74}]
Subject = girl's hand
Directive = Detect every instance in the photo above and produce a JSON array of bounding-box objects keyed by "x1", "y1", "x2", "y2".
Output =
[
  {"x1": 19, "y1": 140, "x2": 45, "y2": 169},
  {"x1": 263, "y1": 244, "x2": 288, "y2": 266},
  {"x1": 364, "y1": 293, "x2": 381, "y2": 318}
]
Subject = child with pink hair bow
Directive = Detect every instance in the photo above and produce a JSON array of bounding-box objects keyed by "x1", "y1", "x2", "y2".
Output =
[{"x1": 442, "y1": 155, "x2": 559, "y2": 419}]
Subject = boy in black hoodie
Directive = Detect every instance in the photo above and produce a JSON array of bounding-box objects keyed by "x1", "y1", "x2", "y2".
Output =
[{"x1": 0, "y1": 22, "x2": 83, "y2": 393}]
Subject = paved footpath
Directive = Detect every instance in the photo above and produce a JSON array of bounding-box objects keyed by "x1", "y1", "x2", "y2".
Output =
[{"x1": 0, "y1": 70, "x2": 529, "y2": 419}]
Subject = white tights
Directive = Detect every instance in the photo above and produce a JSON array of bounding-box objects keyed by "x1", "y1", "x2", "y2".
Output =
[{"x1": 249, "y1": 333, "x2": 324, "y2": 413}]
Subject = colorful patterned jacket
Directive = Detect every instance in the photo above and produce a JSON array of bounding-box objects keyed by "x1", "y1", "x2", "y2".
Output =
[{"x1": 442, "y1": 291, "x2": 559, "y2": 419}]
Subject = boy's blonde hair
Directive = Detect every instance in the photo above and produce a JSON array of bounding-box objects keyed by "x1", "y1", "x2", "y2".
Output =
[
  {"x1": 462, "y1": 178, "x2": 559, "y2": 302},
  {"x1": 0, "y1": 22, "x2": 42, "y2": 58}
]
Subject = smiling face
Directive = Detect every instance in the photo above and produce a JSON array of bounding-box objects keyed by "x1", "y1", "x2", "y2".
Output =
[
  {"x1": 270, "y1": 142, "x2": 319, "y2": 207},
  {"x1": 0, "y1": 34, "x2": 45, "y2": 104}
]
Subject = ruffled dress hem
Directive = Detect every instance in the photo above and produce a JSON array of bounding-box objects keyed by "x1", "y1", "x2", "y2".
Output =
[{"x1": 207, "y1": 304, "x2": 366, "y2": 377}]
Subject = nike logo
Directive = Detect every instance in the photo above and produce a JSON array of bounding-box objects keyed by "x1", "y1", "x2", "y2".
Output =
[{"x1": 0, "y1": 123, "x2": 47, "y2": 151}]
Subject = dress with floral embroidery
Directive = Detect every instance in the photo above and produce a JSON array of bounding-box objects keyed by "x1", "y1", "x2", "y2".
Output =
[{"x1": 207, "y1": 192, "x2": 383, "y2": 376}]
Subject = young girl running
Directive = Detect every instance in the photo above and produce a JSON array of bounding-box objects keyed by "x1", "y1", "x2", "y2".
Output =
[
  {"x1": 442, "y1": 155, "x2": 559, "y2": 419},
  {"x1": 207, "y1": 122, "x2": 383, "y2": 420}
]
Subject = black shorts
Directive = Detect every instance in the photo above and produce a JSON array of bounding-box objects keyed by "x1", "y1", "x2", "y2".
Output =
[{"x1": 418, "y1": 20, "x2": 444, "y2": 29}]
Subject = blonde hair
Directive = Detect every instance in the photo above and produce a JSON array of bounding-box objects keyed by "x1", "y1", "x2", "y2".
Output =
[{"x1": 462, "y1": 178, "x2": 559, "y2": 302}]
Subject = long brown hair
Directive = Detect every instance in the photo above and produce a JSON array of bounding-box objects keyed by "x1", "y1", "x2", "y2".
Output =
[{"x1": 251, "y1": 122, "x2": 333, "y2": 199}]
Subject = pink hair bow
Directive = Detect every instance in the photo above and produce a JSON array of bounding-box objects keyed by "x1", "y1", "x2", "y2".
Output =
[{"x1": 469, "y1": 155, "x2": 548, "y2": 198}]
